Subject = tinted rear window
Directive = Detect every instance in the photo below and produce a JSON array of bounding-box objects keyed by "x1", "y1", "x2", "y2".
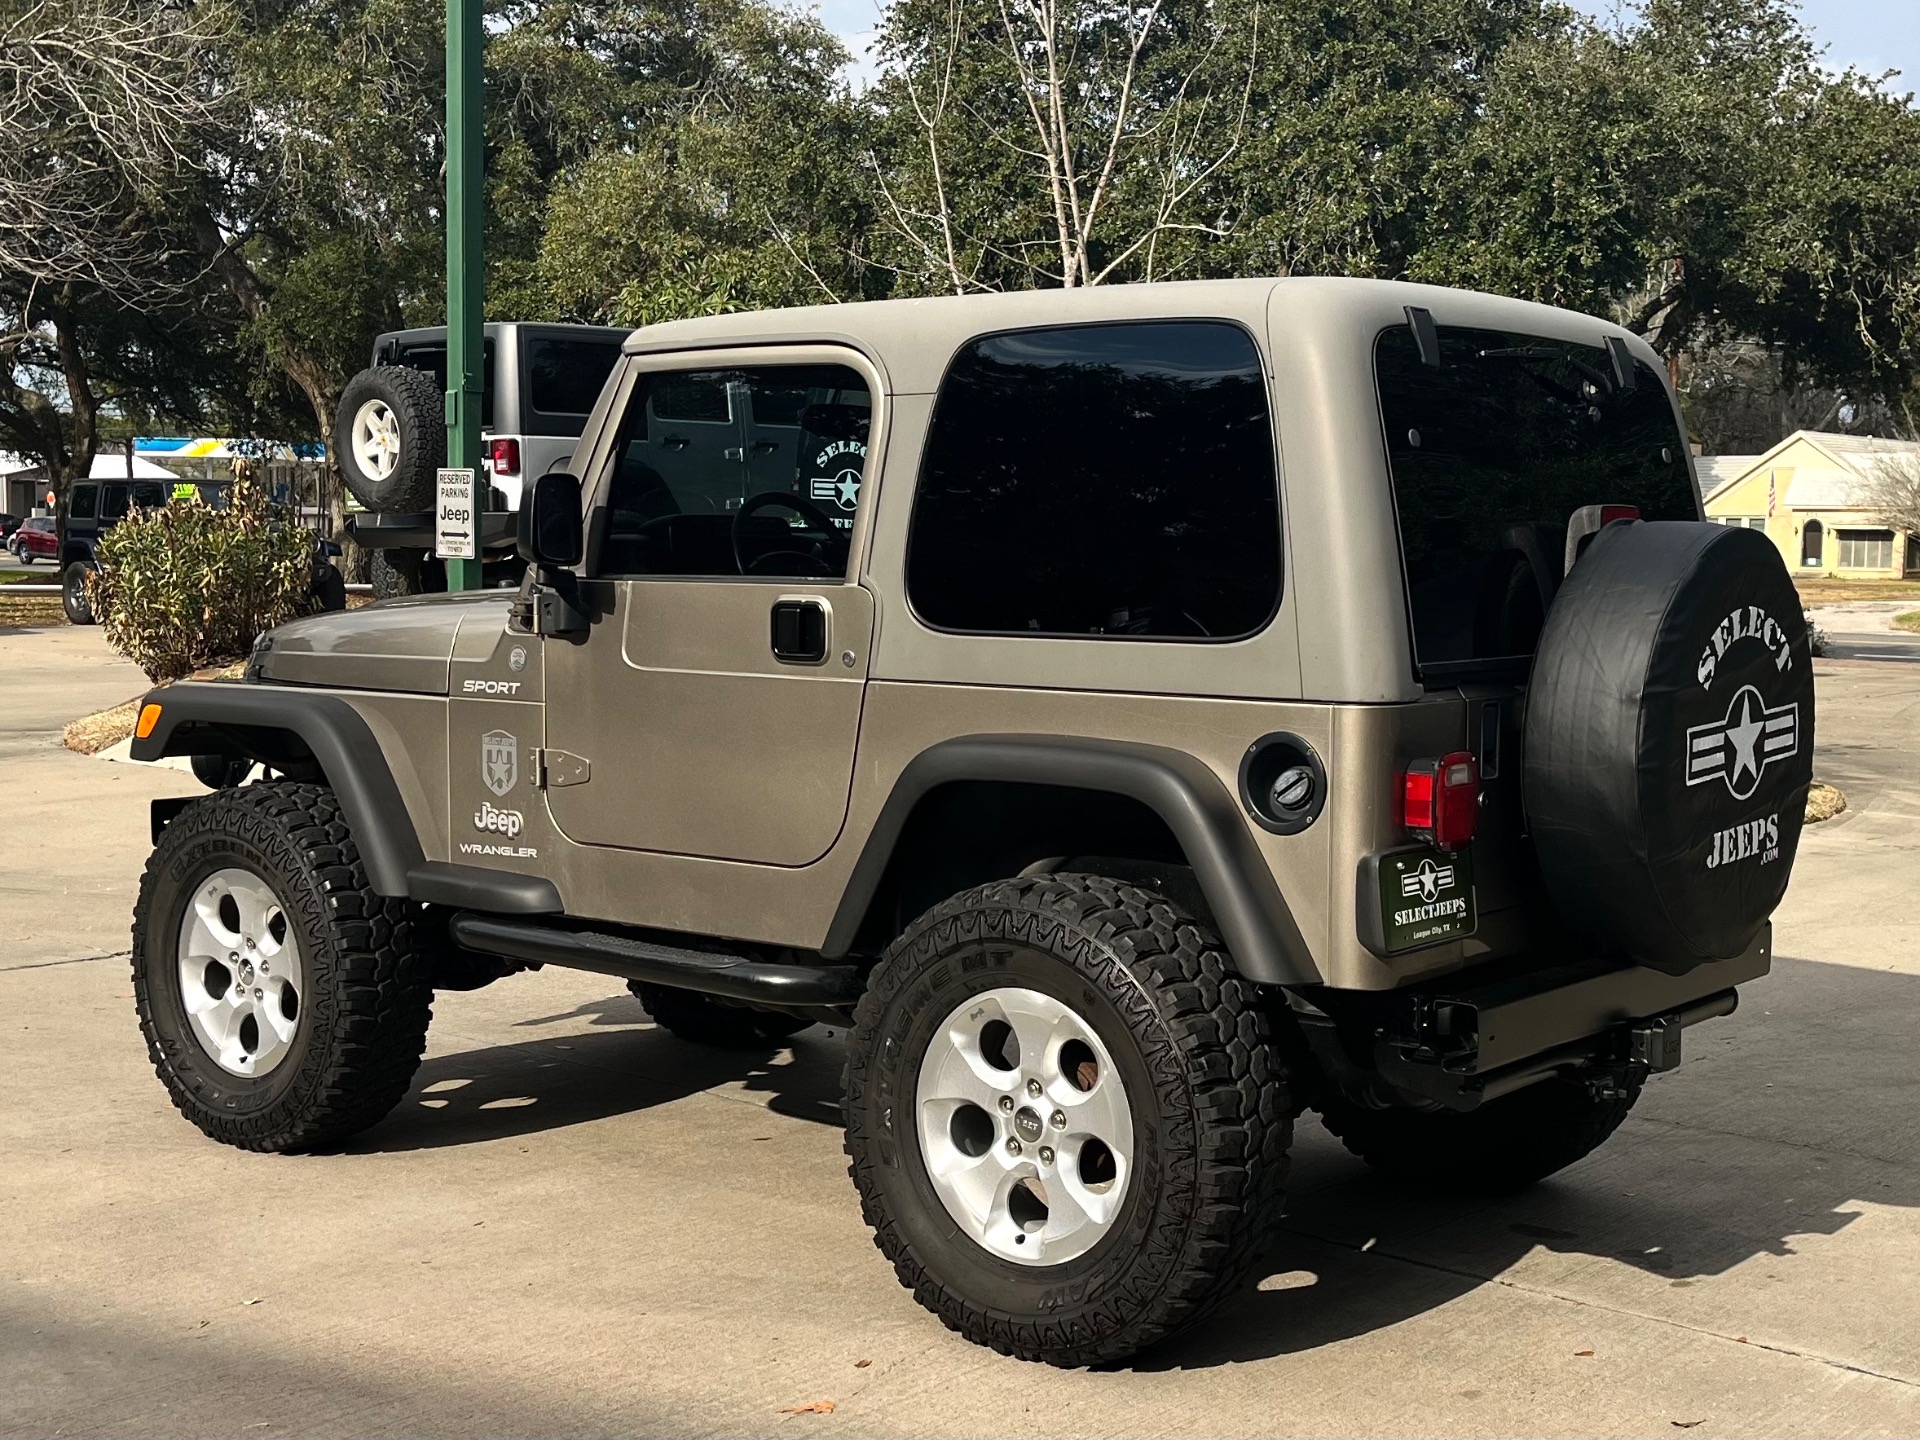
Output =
[
  {"x1": 527, "y1": 338, "x2": 624, "y2": 416},
  {"x1": 395, "y1": 341, "x2": 495, "y2": 428},
  {"x1": 1376, "y1": 325, "x2": 1695, "y2": 676},
  {"x1": 907, "y1": 321, "x2": 1281, "y2": 640}
]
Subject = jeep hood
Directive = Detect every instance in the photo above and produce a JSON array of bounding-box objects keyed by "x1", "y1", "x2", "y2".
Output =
[{"x1": 255, "y1": 590, "x2": 513, "y2": 694}]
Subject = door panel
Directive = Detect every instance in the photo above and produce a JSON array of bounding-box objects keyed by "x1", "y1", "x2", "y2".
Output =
[{"x1": 543, "y1": 581, "x2": 874, "y2": 865}]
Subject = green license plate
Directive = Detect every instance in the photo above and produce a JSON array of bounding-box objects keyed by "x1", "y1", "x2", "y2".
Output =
[{"x1": 1377, "y1": 848, "x2": 1477, "y2": 952}]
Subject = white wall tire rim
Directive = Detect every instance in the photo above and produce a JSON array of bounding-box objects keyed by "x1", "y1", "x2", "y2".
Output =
[
  {"x1": 915, "y1": 985, "x2": 1135, "y2": 1266},
  {"x1": 352, "y1": 399, "x2": 400, "y2": 481},
  {"x1": 176, "y1": 867, "x2": 304, "y2": 1078}
]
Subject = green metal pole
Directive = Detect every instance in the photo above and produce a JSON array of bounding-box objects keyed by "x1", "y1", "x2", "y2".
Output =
[{"x1": 444, "y1": 0, "x2": 484, "y2": 591}]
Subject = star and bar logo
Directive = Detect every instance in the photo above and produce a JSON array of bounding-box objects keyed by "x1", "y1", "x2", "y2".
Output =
[
  {"x1": 1684, "y1": 684, "x2": 1799, "y2": 801},
  {"x1": 1400, "y1": 857, "x2": 1456, "y2": 905}
]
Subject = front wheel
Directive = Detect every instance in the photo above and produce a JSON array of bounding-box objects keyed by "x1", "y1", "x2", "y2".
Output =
[
  {"x1": 844, "y1": 874, "x2": 1291, "y2": 1367},
  {"x1": 131, "y1": 783, "x2": 435, "y2": 1151},
  {"x1": 61, "y1": 560, "x2": 96, "y2": 624}
]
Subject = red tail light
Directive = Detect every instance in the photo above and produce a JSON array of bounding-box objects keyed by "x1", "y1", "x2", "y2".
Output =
[
  {"x1": 1402, "y1": 751, "x2": 1479, "y2": 851},
  {"x1": 488, "y1": 437, "x2": 521, "y2": 477},
  {"x1": 1599, "y1": 504, "x2": 1640, "y2": 526}
]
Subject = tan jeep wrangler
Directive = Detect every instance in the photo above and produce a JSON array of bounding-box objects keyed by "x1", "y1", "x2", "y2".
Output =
[{"x1": 127, "y1": 278, "x2": 1815, "y2": 1366}]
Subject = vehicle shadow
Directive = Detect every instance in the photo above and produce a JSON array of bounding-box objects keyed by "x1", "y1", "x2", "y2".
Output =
[
  {"x1": 341, "y1": 954, "x2": 1920, "y2": 1373},
  {"x1": 342, "y1": 988, "x2": 845, "y2": 1153},
  {"x1": 1146, "y1": 951, "x2": 1920, "y2": 1369}
]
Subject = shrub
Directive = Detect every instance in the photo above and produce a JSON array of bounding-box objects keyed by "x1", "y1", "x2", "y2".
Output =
[{"x1": 95, "y1": 475, "x2": 317, "y2": 682}]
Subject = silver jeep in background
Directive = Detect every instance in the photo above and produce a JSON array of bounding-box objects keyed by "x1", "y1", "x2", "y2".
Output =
[{"x1": 336, "y1": 320, "x2": 628, "y2": 595}]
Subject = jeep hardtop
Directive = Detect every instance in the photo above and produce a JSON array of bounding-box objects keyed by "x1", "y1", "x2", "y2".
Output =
[{"x1": 126, "y1": 277, "x2": 1815, "y2": 1367}]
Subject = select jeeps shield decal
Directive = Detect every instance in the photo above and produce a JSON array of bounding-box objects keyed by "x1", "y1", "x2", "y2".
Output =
[
  {"x1": 1684, "y1": 683, "x2": 1800, "y2": 800},
  {"x1": 481, "y1": 729, "x2": 518, "y2": 796}
]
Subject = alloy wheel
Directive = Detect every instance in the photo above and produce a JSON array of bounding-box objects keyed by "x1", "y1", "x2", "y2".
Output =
[{"x1": 915, "y1": 985, "x2": 1134, "y2": 1265}]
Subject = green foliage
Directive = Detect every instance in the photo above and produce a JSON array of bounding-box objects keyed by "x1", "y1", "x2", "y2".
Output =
[{"x1": 94, "y1": 476, "x2": 317, "y2": 683}]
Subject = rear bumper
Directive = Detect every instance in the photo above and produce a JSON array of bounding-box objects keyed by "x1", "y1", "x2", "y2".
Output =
[
  {"x1": 345, "y1": 511, "x2": 516, "y2": 551},
  {"x1": 1306, "y1": 926, "x2": 1770, "y2": 1110}
]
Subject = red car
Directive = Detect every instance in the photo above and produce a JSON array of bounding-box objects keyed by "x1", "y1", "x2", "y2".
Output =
[{"x1": 10, "y1": 515, "x2": 56, "y2": 563}]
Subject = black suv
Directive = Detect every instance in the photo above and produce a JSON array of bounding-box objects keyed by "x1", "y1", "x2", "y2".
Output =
[{"x1": 59, "y1": 478, "x2": 169, "y2": 623}]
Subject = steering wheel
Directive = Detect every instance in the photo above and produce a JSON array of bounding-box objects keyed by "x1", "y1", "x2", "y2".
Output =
[{"x1": 731, "y1": 491, "x2": 850, "y2": 577}]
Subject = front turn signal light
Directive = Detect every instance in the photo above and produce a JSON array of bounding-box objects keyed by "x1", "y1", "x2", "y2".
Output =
[{"x1": 135, "y1": 703, "x2": 163, "y2": 740}]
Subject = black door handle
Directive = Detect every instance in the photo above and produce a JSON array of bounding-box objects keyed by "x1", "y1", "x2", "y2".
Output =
[{"x1": 770, "y1": 599, "x2": 828, "y2": 664}]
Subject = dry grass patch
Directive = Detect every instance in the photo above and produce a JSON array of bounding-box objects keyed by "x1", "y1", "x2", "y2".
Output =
[
  {"x1": 1805, "y1": 783, "x2": 1847, "y2": 823},
  {"x1": 63, "y1": 699, "x2": 141, "y2": 754},
  {"x1": 1893, "y1": 611, "x2": 1920, "y2": 634},
  {"x1": 0, "y1": 594, "x2": 67, "y2": 628},
  {"x1": 62, "y1": 660, "x2": 250, "y2": 756},
  {"x1": 1792, "y1": 577, "x2": 1920, "y2": 605}
]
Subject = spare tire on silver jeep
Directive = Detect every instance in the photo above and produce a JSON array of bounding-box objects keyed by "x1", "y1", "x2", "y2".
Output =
[
  {"x1": 1524, "y1": 521, "x2": 1815, "y2": 973},
  {"x1": 334, "y1": 366, "x2": 444, "y2": 513}
]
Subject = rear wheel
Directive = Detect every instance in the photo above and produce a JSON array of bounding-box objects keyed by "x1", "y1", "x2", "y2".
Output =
[
  {"x1": 61, "y1": 560, "x2": 96, "y2": 624},
  {"x1": 369, "y1": 547, "x2": 443, "y2": 599},
  {"x1": 628, "y1": 982, "x2": 812, "y2": 1047},
  {"x1": 1316, "y1": 1075, "x2": 1641, "y2": 1193},
  {"x1": 131, "y1": 783, "x2": 435, "y2": 1151},
  {"x1": 844, "y1": 874, "x2": 1291, "y2": 1366}
]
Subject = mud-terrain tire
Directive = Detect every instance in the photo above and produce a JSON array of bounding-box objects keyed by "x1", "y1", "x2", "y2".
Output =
[
  {"x1": 844, "y1": 874, "x2": 1291, "y2": 1367},
  {"x1": 131, "y1": 783, "x2": 435, "y2": 1152},
  {"x1": 369, "y1": 546, "x2": 444, "y2": 599},
  {"x1": 628, "y1": 982, "x2": 813, "y2": 1046},
  {"x1": 62, "y1": 560, "x2": 96, "y2": 624},
  {"x1": 334, "y1": 366, "x2": 444, "y2": 512},
  {"x1": 1316, "y1": 1075, "x2": 1641, "y2": 1193}
]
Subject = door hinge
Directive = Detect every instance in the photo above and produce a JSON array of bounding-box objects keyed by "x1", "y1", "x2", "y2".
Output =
[{"x1": 532, "y1": 748, "x2": 590, "y2": 789}]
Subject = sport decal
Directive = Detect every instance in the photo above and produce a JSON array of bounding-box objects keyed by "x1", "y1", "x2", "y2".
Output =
[{"x1": 1684, "y1": 684, "x2": 1799, "y2": 801}]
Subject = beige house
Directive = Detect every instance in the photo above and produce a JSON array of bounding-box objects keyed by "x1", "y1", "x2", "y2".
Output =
[{"x1": 1701, "y1": 431, "x2": 1920, "y2": 579}]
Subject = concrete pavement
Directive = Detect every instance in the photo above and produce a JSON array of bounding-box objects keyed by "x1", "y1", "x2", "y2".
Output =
[{"x1": 3, "y1": 628, "x2": 1918, "y2": 1438}]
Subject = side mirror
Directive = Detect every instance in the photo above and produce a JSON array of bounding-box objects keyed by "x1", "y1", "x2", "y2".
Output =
[{"x1": 518, "y1": 472, "x2": 583, "y2": 570}]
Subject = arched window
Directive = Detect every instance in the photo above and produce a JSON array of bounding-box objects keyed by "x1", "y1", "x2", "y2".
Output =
[{"x1": 1801, "y1": 519, "x2": 1823, "y2": 567}]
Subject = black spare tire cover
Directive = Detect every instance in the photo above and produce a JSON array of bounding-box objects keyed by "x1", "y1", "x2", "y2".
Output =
[{"x1": 1524, "y1": 521, "x2": 1814, "y2": 973}]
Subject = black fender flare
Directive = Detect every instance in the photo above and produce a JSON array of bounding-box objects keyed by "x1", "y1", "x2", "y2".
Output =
[
  {"x1": 131, "y1": 681, "x2": 425, "y2": 897},
  {"x1": 821, "y1": 735, "x2": 1317, "y2": 986}
]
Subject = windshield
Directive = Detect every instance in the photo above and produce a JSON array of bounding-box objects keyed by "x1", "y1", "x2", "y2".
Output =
[{"x1": 1375, "y1": 324, "x2": 1696, "y2": 678}]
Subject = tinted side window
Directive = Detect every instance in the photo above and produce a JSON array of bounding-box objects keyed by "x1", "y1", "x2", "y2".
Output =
[
  {"x1": 99, "y1": 483, "x2": 167, "y2": 520},
  {"x1": 1376, "y1": 325, "x2": 1695, "y2": 675},
  {"x1": 527, "y1": 338, "x2": 624, "y2": 416},
  {"x1": 907, "y1": 322, "x2": 1280, "y2": 640},
  {"x1": 67, "y1": 485, "x2": 98, "y2": 520},
  {"x1": 600, "y1": 363, "x2": 870, "y2": 579}
]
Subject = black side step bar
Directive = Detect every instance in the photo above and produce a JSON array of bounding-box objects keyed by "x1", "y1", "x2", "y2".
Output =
[{"x1": 448, "y1": 913, "x2": 865, "y2": 1006}]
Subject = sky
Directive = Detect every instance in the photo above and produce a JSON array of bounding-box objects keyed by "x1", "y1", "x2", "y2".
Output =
[{"x1": 813, "y1": 0, "x2": 1918, "y2": 93}]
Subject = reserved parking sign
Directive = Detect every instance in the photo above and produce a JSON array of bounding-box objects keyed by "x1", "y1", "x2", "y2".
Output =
[{"x1": 436, "y1": 468, "x2": 477, "y2": 560}]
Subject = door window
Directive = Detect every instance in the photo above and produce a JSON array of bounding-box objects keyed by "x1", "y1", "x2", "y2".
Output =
[
  {"x1": 600, "y1": 363, "x2": 871, "y2": 579},
  {"x1": 906, "y1": 321, "x2": 1280, "y2": 640},
  {"x1": 67, "y1": 485, "x2": 98, "y2": 520}
]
